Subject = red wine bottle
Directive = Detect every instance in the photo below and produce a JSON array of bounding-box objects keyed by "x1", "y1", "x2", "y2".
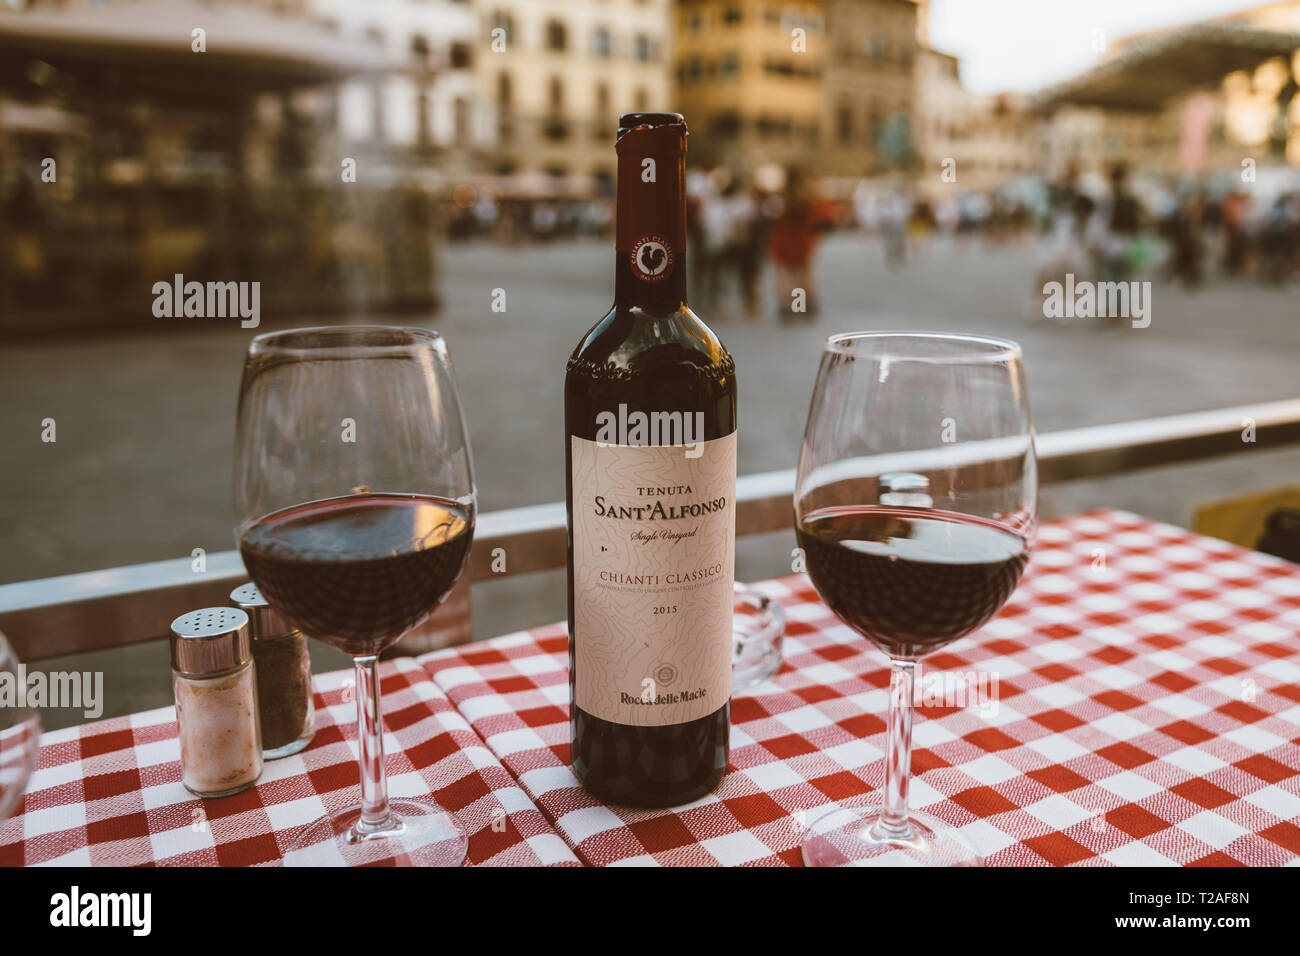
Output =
[{"x1": 565, "y1": 113, "x2": 736, "y2": 807}]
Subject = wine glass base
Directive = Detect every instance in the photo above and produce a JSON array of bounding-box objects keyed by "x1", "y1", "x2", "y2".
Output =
[
  {"x1": 283, "y1": 798, "x2": 468, "y2": 867},
  {"x1": 801, "y1": 803, "x2": 983, "y2": 867}
]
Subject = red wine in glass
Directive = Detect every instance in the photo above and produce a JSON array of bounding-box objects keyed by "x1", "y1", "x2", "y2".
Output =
[
  {"x1": 796, "y1": 506, "x2": 1028, "y2": 660},
  {"x1": 240, "y1": 493, "x2": 472, "y2": 656}
]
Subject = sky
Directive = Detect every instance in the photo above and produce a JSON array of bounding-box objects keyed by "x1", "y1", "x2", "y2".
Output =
[{"x1": 928, "y1": 0, "x2": 1278, "y2": 93}]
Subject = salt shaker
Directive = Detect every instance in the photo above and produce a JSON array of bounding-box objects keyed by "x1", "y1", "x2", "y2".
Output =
[
  {"x1": 170, "y1": 607, "x2": 263, "y2": 798},
  {"x1": 231, "y1": 582, "x2": 315, "y2": 759}
]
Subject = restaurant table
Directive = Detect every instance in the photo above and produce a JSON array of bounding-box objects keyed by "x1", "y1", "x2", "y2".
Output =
[{"x1": 3, "y1": 510, "x2": 1299, "y2": 866}]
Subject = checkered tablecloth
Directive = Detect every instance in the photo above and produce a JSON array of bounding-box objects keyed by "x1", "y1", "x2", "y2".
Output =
[
  {"x1": 3, "y1": 510, "x2": 1298, "y2": 866},
  {"x1": 0, "y1": 658, "x2": 578, "y2": 866},
  {"x1": 421, "y1": 510, "x2": 1300, "y2": 866}
]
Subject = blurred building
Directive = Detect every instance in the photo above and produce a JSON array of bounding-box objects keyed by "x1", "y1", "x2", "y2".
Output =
[
  {"x1": 474, "y1": 0, "x2": 673, "y2": 197},
  {"x1": 821, "y1": 0, "x2": 920, "y2": 181},
  {"x1": 1039, "y1": 7, "x2": 1300, "y2": 180},
  {"x1": 673, "y1": 0, "x2": 826, "y2": 170},
  {"x1": 914, "y1": 47, "x2": 968, "y2": 185},
  {"x1": 309, "y1": 0, "x2": 480, "y2": 176},
  {"x1": 673, "y1": 0, "x2": 921, "y2": 180},
  {"x1": 956, "y1": 94, "x2": 1044, "y2": 189},
  {"x1": 914, "y1": 46, "x2": 1045, "y2": 193},
  {"x1": 0, "y1": 0, "x2": 445, "y2": 331}
]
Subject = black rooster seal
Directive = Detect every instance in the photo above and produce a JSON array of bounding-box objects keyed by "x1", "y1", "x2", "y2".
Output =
[{"x1": 639, "y1": 243, "x2": 667, "y2": 275}]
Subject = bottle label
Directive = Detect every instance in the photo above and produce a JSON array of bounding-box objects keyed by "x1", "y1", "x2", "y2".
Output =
[{"x1": 571, "y1": 431, "x2": 736, "y2": 727}]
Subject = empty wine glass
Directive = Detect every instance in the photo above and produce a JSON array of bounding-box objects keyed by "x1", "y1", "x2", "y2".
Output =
[
  {"x1": 234, "y1": 326, "x2": 475, "y2": 867},
  {"x1": 794, "y1": 332, "x2": 1036, "y2": 866}
]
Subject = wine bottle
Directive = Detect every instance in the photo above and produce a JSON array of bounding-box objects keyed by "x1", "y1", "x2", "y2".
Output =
[{"x1": 565, "y1": 113, "x2": 736, "y2": 807}]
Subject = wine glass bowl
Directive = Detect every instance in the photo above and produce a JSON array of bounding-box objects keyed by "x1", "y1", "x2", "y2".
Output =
[
  {"x1": 234, "y1": 326, "x2": 475, "y2": 866},
  {"x1": 794, "y1": 332, "x2": 1036, "y2": 866},
  {"x1": 0, "y1": 633, "x2": 40, "y2": 826}
]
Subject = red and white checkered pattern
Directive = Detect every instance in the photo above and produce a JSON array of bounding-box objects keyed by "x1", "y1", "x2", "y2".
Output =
[
  {"x1": 420, "y1": 511, "x2": 1300, "y2": 866},
  {"x1": 3, "y1": 510, "x2": 1298, "y2": 866},
  {"x1": 0, "y1": 657, "x2": 578, "y2": 866}
]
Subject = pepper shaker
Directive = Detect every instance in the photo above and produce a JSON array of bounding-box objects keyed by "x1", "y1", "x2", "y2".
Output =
[
  {"x1": 170, "y1": 607, "x2": 263, "y2": 798},
  {"x1": 231, "y1": 583, "x2": 315, "y2": 759}
]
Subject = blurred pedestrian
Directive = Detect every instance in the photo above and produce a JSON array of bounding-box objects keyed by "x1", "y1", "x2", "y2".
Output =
[
  {"x1": 726, "y1": 177, "x2": 766, "y2": 320},
  {"x1": 1035, "y1": 164, "x2": 1094, "y2": 322},
  {"x1": 1260, "y1": 192, "x2": 1299, "y2": 285},
  {"x1": 769, "y1": 168, "x2": 831, "y2": 320},
  {"x1": 1099, "y1": 163, "x2": 1141, "y2": 291},
  {"x1": 880, "y1": 190, "x2": 912, "y2": 268},
  {"x1": 1222, "y1": 189, "x2": 1250, "y2": 277},
  {"x1": 1171, "y1": 189, "x2": 1207, "y2": 289}
]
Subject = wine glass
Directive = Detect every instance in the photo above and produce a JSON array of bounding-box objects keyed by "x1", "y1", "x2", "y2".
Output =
[
  {"x1": 234, "y1": 326, "x2": 475, "y2": 867},
  {"x1": 794, "y1": 332, "x2": 1036, "y2": 867},
  {"x1": 0, "y1": 633, "x2": 40, "y2": 826}
]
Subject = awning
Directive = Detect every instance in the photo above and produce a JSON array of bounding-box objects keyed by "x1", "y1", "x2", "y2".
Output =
[
  {"x1": 1038, "y1": 21, "x2": 1300, "y2": 111},
  {"x1": 0, "y1": 0, "x2": 390, "y2": 92}
]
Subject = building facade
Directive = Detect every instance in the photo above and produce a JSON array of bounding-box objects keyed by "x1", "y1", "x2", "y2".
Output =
[
  {"x1": 820, "y1": 0, "x2": 919, "y2": 180},
  {"x1": 309, "y1": 0, "x2": 480, "y2": 174},
  {"x1": 474, "y1": 0, "x2": 673, "y2": 195},
  {"x1": 673, "y1": 0, "x2": 826, "y2": 170},
  {"x1": 671, "y1": 0, "x2": 920, "y2": 179}
]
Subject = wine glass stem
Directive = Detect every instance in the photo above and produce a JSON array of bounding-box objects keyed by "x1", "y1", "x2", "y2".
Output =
[
  {"x1": 353, "y1": 654, "x2": 394, "y2": 834},
  {"x1": 877, "y1": 659, "x2": 916, "y2": 838}
]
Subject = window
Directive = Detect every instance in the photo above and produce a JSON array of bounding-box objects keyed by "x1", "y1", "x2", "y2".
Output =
[
  {"x1": 497, "y1": 72, "x2": 513, "y2": 142},
  {"x1": 634, "y1": 87, "x2": 648, "y2": 112},
  {"x1": 719, "y1": 52, "x2": 740, "y2": 78},
  {"x1": 837, "y1": 101, "x2": 853, "y2": 144},
  {"x1": 416, "y1": 88, "x2": 431, "y2": 146},
  {"x1": 546, "y1": 19, "x2": 567, "y2": 52},
  {"x1": 593, "y1": 27, "x2": 612, "y2": 57},
  {"x1": 449, "y1": 42, "x2": 472, "y2": 70},
  {"x1": 594, "y1": 82, "x2": 610, "y2": 139},
  {"x1": 411, "y1": 35, "x2": 430, "y2": 63},
  {"x1": 688, "y1": 11, "x2": 705, "y2": 31},
  {"x1": 713, "y1": 111, "x2": 741, "y2": 137},
  {"x1": 491, "y1": 12, "x2": 514, "y2": 44},
  {"x1": 723, "y1": 6, "x2": 741, "y2": 25},
  {"x1": 634, "y1": 34, "x2": 653, "y2": 61},
  {"x1": 545, "y1": 78, "x2": 568, "y2": 138},
  {"x1": 869, "y1": 31, "x2": 885, "y2": 61},
  {"x1": 453, "y1": 97, "x2": 469, "y2": 145}
]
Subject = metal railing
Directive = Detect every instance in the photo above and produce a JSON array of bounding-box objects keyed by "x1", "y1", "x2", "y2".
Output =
[{"x1": 2, "y1": 398, "x2": 1298, "y2": 661}]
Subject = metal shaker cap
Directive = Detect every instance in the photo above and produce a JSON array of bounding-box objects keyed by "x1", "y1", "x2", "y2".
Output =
[
  {"x1": 229, "y1": 582, "x2": 295, "y2": 640},
  {"x1": 170, "y1": 607, "x2": 252, "y2": 677}
]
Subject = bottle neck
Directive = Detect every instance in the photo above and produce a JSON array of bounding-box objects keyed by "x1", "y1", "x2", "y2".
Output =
[{"x1": 614, "y1": 131, "x2": 688, "y2": 315}]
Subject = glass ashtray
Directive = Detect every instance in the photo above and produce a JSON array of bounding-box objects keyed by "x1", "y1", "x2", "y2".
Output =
[{"x1": 733, "y1": 582, "x2": 786, "y2": 693}]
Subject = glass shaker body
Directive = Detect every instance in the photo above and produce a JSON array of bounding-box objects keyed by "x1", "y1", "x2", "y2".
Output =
[
  {"x1": 170, "y1": 607, "x2": 263, "y2": 798},
  {"x1": 172, "y1": 661, "x2": 263, "y2": 797},
  {"x1": 231, "y1": 582, "x2": 315, "y2": 759}
]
